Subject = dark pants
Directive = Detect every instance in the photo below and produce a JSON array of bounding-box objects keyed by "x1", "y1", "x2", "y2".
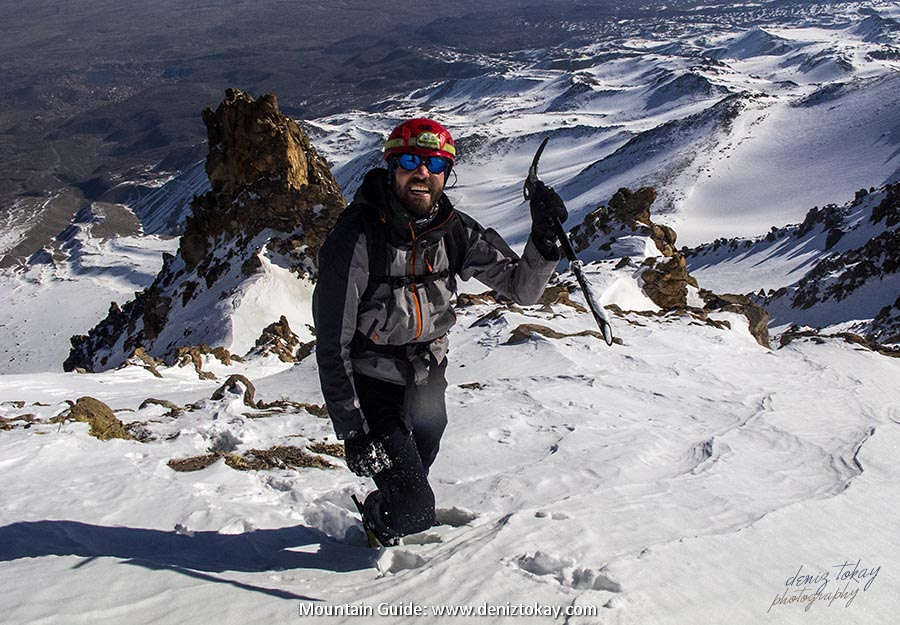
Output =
[{"x1": 354, "y1": 359, "x2": 448, "y2": 536}]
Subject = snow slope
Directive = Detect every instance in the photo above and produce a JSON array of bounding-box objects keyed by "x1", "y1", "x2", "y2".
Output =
[
  {"x1": 1, "y1": 271, "x2": 897, "y2": 624},
  {"x1": 0, "y1": 223, "x2": 176, "y2": 374},
  {"x1": 686, "y1": 183, "x2": 899, "y2": 340}
]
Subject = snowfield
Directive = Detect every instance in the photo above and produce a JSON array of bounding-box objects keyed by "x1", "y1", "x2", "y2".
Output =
[{"x1": 1, "y1": 277, "x2": 898, "y2": 624}]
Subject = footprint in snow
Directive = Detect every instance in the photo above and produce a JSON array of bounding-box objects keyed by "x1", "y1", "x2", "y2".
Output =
[
  {"x1": 435, "y1": 506, "x2": 478, "y2": 527},
  {"x1": 377, "y1": 549, "x2": 427, "y2": 574},
  {"x1": 487, "y1": 427, "x2": 514, "y2": 445},
  {"x1": 401, "y1": 531, "x2": 444, "y2": 545},
  {"x1": 534, "y1": 510, "x2": 570, "y2": 520},
  {"x1": 515, "y1": 551, "x2": 622, "y2": 593}
]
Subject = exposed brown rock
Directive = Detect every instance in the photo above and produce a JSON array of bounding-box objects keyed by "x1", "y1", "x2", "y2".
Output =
[
  {"x1": 504, "y1": 323, "x2": 609, "y2": 345},
  {"x1": 168, "y1": 454, "x2": 220, "y2": 472},
  {"x1": 570, "y1": 187, "x2": 677, "y2": 256},
  {"x1": 469, "y1": 305, "x2": 528, "y2": 328},
  {"x1": 306, "y1": 442, "x2": 345, "y2": 458},
  {"x1": 184, "y1": 89, "x2": 344, "y2": 272},
  {"x1": 296, "y1": 340, "x2": 316, "y2": 362},
  {"x1": 456, "y1": 291, "x2": 499, "y2": 307},
  {"x1": 300, "y1": 403, "x2": 329, "y2": 418},
  {"x1": 0, "y1": 414, "x2": 37, "y2": 431},
  {"x1": 252, "y1": 315, "x2": 301, "y2": 362},
  {"x1": 124, "y1": 422, "x2": 156, "y2": 442},
  {"x1": 138, "y1": 398, "x2": 183, "y2": 417},
  {"x1": 538, "y1": 285, "x2": 587, "y2": 313},
  {"x1": 640, "y1": 256, "x2": 693, "y2": 309},
  {"x1": 699, "y1": 290, "x2": 770, "y2": 348},
  {"x1": 51, "y1": 396, "x2": 133, "y2": 441},
  {"x1": 224, "y1": 445, "x2": 335, "y2": 471},
  {"x1": 779, "y1": 325, "x2": 900, "y2": 358},
  {"x1": 650, "y1": 222, "x2": 679, "y2": 257},
  {"x1": 211, "y1": 374, "x2": 258, "y2": 407},
  {"x1": 127, "y1": 347, "x2": 164, "y2": 378},
  {"x1": 170, "y1": 344, "x2": 241, "y2": 379},
  {"x1": 609, "y1": 187, "x2": 656, "y2": 227}
]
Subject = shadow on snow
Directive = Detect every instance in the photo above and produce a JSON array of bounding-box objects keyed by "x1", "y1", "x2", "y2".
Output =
[{"x1": 0, "y1": 520, "x2": 376, "y2": 601}]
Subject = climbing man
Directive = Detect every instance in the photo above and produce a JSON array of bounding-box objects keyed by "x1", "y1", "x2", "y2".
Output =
[{"x1": 313, "y1": 118, "x2": 567, "y2": 545}]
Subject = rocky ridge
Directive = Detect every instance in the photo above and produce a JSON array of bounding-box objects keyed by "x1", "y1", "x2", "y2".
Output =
[
  {"x1": 64, "y1": 89, "x2": 345, "y2": 373},
  {"x1": 685, "y1": 183, "x2": 899, "y2": 347}
]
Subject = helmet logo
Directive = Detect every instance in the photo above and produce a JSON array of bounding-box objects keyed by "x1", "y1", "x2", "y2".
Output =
[{"x1": 414, "y1": 132, "x2": 442, "y2": 150}]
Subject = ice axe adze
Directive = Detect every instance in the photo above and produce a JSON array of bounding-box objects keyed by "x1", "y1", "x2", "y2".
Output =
[{"x1": 523, "y1": 137, "x2": 614, "y2": 346}]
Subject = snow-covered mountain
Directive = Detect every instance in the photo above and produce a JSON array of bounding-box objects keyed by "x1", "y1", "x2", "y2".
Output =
[
  {"x1": 686, "y1": 182, "x2": 900, "y2": 344},
  {"x1": 2, "y1": 2, "x2": 899, "y2": 625}
]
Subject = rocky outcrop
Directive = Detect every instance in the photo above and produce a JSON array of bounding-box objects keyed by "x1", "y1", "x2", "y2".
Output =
[
  {"x1": 171, "y1": 344, "x2": 241, "y2": 379},
  {"x1": 65, "y1": 89, "x2": 345, "y2": 372},
  {"x1": 50, "y1": 397, "x2": 133, "y2": 441},
  {"x1": 699, "y1": 290, "x2": 770, "y2": 347},
  {"x1": 249, "y1": 315, "x2": 303, "y2": 362},
  {"x1": 538, "y1": 284, "x2": 587, "y2": 313},
  {"x1": 640, "y1": 255, "x2": 698, "y2": 309},
  {"x1": 570, "y1": 187, "x2": 679, "y2": 257},
  {"x1": 790, "y1": 228, "x2": 898, "y2": 310},
  {"x1": 211, "y1": 374, "x2": 259, "y2": 407},
  {"x1": 569, "y1": 186, "x2": 697, "y2": 308},
  {"x1": 125, "y1": 347, "x2": 165, "y2": 378},
  {"x1": 779, "y1": 325, "x2": 899, "y2": 357},
  {"x1": 504, "y1": 324, "x2": 609, "y2": 345},
  {"x1": 208, "y1": 373, "x2": 326, "y2": 416},
  {"x1": 182, "y1": 89, "x2": 343, "y2": 273}
]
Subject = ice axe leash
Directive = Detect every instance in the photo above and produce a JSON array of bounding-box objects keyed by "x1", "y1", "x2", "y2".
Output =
[{"x1": 523, "y1": 137, "x2": 615, "y2": 346}]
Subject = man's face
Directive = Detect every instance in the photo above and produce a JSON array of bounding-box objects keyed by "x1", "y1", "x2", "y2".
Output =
[{"x1": 392, "y1": 157, "x2": 446, "y2": 218}]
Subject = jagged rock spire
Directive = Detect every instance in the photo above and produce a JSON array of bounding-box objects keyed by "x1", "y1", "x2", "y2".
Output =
[{"x1": 65, "y1": 89, "x2": 345, "y2": 373}]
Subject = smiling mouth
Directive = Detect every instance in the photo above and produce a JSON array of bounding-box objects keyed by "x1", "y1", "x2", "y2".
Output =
[{"x1": 409, "y1": 187, "x2": 430, "y2": 196}]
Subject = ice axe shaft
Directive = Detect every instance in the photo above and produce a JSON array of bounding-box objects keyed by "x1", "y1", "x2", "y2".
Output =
[{"x1": 523, "y1": 137, "x2": 614, "y2": 346}]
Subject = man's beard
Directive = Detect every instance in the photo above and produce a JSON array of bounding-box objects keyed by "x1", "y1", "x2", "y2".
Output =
[{"x1": 394, "y1": 175, "x2": 443, "y2": 217}]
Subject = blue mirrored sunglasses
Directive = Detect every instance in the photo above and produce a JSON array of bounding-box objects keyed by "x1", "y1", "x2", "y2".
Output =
[{"x1": 396, "y1": 153, "x2": 451, "y2": 175}]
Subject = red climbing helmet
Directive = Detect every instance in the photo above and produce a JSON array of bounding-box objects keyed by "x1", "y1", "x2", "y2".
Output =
[{"x1": 383, "y1": 118, "x2": 456, "y2": 164}]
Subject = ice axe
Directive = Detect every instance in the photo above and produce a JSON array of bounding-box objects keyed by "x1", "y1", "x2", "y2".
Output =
[{"x1": 523, "y1": 137, "x2": 614, "y2": 346}]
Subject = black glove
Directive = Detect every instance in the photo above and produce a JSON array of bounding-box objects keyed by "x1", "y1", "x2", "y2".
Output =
[
  {"x1": 530, "y1": 180, "x2": 568, "y2": 260},
  {"x1": 344, "y1": 433, "x2": 393, "y2": 477}
]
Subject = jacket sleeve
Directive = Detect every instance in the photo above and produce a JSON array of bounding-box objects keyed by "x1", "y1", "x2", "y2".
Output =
[
  {"x1": 312, "y1": 211, "x2": 370, "y2": 440},
  {"x1": 456, "y1": 215, "x2": 560, "y2": 305}
]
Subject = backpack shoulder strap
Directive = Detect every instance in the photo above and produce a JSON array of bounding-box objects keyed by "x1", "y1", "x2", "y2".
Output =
[
  {"x1": 444, "y1": 211, "x2": 472, "y2": 275},
  {"x1": 358, "y1": 202, "x2": 388, "y2": 301}
]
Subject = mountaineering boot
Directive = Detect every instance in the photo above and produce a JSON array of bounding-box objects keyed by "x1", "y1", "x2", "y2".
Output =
[{"x1": 362, "y1": 490, "x2": 400, "y2": 547}]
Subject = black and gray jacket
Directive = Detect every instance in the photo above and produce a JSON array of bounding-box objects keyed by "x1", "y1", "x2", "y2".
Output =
[{"x1": 313, "y1": 169, "x2": 559, "y2": 439}]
